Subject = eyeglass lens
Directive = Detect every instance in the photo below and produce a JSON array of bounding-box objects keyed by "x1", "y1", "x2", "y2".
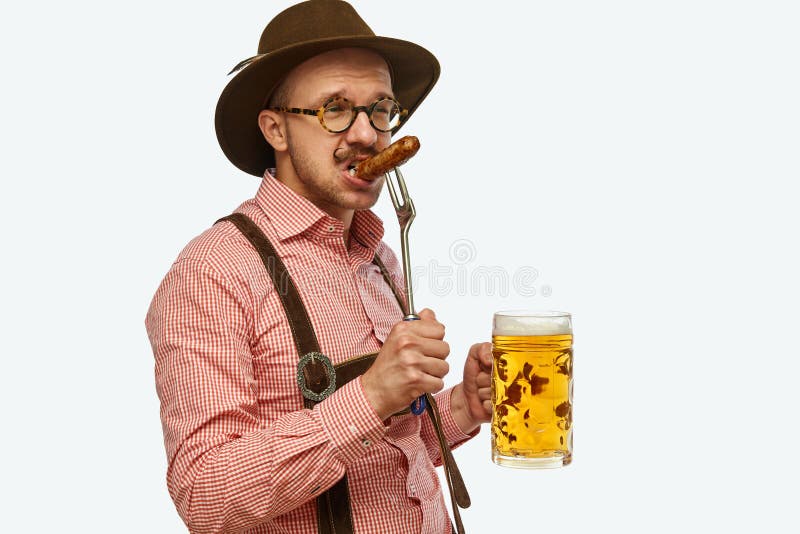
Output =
[{"x1": 322, "y1": 98, "x2": 401, "y2": 132}]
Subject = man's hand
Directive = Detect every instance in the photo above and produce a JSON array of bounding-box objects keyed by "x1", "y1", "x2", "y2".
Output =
[
  {"x1": 450, "y1": 342, "x2": 493, "y2": 434},
  {"x1": 361, "y1": 308, "x2": 450, "y2": 420}
]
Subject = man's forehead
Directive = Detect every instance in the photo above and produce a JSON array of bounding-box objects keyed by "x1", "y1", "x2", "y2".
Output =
[{"x1": 285, "y1": 48, "x2": 391, "y2": 88}]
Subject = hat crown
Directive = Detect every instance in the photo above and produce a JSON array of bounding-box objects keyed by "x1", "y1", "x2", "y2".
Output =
[
  {"x1": 217, "y1": 0, "x2": 439, "y2": 177},
  {"x1": 258, "y1": 0, "x2": 375, "y2": 54}
]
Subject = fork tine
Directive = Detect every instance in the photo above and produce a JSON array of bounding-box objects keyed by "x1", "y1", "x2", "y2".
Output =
[
  {"x1": 385, "y1": 170, "x2": 401, "y2": 209},
  {"x1": 386, "y1": 167, "x2": 416, "y2": 221},
  {"x1": 397, "y1": 168, "x2": 415, "y2": 220},
  {"x1": 394, "y1": 167, "x2": 411, "y2": 204}
]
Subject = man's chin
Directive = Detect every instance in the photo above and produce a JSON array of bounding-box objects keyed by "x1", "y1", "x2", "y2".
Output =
[{"x1": 343, "y1": 192, "x2": 380, "y2": 211}]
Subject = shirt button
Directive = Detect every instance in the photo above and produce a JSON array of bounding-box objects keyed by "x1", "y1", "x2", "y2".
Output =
[
  {"x1": 327, "y1": 225, "x2": 334, "y2": 232},
  {"x1": 348, "y1": 424, "x2": 358, "y2": 434},
  {"x1": 361, "y1": 439, "x2": 372, "y2": 448}
]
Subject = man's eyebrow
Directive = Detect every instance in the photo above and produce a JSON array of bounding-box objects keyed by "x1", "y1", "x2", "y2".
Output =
[
  {"x1": 310, "y1": 91, "x2": 342, "y2": 107},
  {"x1": 310, "y1": 91, "x2": 396, "y2": 107}
]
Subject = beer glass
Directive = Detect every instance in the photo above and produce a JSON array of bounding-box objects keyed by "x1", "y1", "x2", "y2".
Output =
[{"x1": 491, "y1": 311, "x2": 573, "y2": 468}]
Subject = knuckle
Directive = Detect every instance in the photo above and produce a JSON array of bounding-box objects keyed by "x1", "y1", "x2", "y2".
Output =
[
  {"x1": 408, "y1": 370, "x2": 426, "y2": 389},
  {"x1": 397, "y1": 351, "x2": 416, "y2": 367},
  {"x1": 435, "y1": 324, "x2": 446, "y2": 339},
  {"x1": 395, "y1": 334, "x2": 415, "y2": 350},
  {"x1": 393, "y1": 321, "x2": 411, "y2": 335}
]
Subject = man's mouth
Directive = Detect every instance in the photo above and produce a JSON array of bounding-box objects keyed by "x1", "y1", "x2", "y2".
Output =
[{"x1": 334, "y1": 148, "x2": 375, "y2": 178}]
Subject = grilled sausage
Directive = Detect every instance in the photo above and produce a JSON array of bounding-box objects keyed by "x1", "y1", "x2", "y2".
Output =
[{"x1": 354, "y1": 136, "x2": 420, "y2": 180}]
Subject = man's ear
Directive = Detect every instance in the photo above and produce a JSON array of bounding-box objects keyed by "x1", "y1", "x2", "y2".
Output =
[{"x1": 258, "y1": 109, "x2": 288, "y2": 153}]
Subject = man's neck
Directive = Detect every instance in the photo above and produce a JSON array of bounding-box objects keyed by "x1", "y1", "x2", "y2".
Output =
[
  {"x1": 272, "y1": 170, "x2": 355, "y2": 247},
  {"x1": 340, "y1": 212, "x2": 353, "y2": 249}
]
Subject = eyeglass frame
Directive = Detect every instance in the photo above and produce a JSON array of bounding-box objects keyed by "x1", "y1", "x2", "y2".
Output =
[{"x1": 267, "y1": 96, "x2": 408, "y2": 133}]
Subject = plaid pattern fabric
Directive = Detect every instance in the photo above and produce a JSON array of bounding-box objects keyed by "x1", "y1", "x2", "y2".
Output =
[{"x1": 146, "y1": 174, "x2": 474, "y2": 533}]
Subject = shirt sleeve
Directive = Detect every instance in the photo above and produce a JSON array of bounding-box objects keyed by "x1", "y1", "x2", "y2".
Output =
[
  {"x1": 420, "y1": 387, "x2": 480, "y2": 467},
  {"x1": 146, "y1": 258, "x2": 386, "y2": 533}
]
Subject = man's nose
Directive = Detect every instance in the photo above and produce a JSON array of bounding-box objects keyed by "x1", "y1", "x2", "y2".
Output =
[{"x1": 345, "y1": 109, "x2": 378, "y2": 147}]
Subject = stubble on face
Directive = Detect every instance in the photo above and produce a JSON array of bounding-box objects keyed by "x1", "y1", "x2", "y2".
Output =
[
  {"x1": 285, "y1": 123, "x2": 383, "y2": 213},
  {"x1": 273, "y1": 48, "x2": 392, "y2": 219}
]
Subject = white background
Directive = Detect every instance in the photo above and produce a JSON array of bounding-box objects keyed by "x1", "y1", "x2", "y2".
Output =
[{"x1": 2, "y1": 1, "x2": 799, "y2": 532}]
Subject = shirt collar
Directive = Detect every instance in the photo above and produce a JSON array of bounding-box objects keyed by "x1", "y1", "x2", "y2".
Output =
[
  {"x1": 255, "y1": 171, "x2": 385, "y2": 251},
  {"x1": 350, "y1": 209, "x2": 385, "y2": 254}
]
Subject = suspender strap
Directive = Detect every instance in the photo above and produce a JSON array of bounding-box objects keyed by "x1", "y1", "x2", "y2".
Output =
[
  {"x1": 217, "y1": 213, "x2": 352, "y2": 534},
  {"x1": 216, "y1": 213, "x2": 469, "y2": 534},
  {"x1": 425, "y1": 392, "x2": 470, "y2": 532},
  {"x1": 219, "y1": 214, "x2": 320, "y2": 357},
  {"x1": 219, "y1": 214, "x2": 335, "y2": 408}
]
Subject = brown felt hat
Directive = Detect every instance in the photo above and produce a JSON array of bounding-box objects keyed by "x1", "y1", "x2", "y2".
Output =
[{"x1": 215, "y1": 0, "x2": 440, "y2": 177}]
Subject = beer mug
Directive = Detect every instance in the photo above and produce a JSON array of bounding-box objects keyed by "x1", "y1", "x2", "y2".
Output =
[{"x1": 491, "y1": 311, "x2": 573, "y2": 468}]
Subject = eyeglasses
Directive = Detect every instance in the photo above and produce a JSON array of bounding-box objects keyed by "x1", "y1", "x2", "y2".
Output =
[{"x1": 269, "y1": 96, "x2": 408, "y2": 133}]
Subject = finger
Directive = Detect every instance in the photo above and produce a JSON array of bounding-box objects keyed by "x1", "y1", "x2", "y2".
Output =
[
  {"x1": 418, "y1": 375, "x2": 446, "y2": 395},
  {"x1": 420, "y1": 357, "x2": 450, "y2": 378},
  {"x1": 417, "y1": 308, "x2": 437, "y2": 321},
  {"x1": 469, "y1": 341, "x2": 492, "y2": 362},
  {"x1": 483, "y1": 399, "x2": 492, "y2": 415},
  {"x1": 477, "y1": 386, "x2": 491, "y2": 400},
  {"x1": 478, "y1": 342, "x2": 493, "y2": 370},
  {"x1": 467, "y1": 342, "x2": 482, "y2": 360},
  {"x1": 476, "y1": 373, "x2": 491, "y2": 388},
  {"x1": 418, "y1": 338, "x2": 450, "y2": 359},
  {"x1": 398, "y1": 318, "x2": 445, "y2": 340},
  {"x1": 390, "y1": 328, "x2": 445, "y2": 354}
]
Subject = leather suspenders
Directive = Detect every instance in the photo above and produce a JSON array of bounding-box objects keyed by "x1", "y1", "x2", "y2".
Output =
[{"x1": 217, "y1": 213, "x2": 469, "y2": 533}]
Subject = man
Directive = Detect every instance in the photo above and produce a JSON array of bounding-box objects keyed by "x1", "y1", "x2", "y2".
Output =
[{"x1": 146, "y1": 1, "x2": 492, "y2": 533}]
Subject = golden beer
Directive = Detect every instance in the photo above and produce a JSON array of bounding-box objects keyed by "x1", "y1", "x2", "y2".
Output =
[{"x1": 491, "y1": 311, "x2": 573, "y2": 468}]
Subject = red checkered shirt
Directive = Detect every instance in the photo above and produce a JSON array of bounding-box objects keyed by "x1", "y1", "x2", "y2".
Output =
[{"x1": 146, "y1": 173, "x2": 476, "y2": 533}]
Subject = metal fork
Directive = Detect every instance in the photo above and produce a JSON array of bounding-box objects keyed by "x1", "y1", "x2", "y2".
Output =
[{"x1": 384, "y1": 167, "x2": 427, "y2": 415}]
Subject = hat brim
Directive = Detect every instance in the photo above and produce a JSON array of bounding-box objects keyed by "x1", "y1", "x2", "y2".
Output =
[{"x1": 215, "y1": 35, "x2": 440, "y2": 177}]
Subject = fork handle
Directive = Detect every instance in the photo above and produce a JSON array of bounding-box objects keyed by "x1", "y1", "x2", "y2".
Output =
[{"x1": 403, "y1": 314, "x2": 427, "y2": 415}]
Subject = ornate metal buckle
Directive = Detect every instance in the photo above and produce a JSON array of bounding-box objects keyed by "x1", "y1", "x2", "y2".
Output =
[{"x1": 296, "y1": 351, "x2": 336, "y2": 402}]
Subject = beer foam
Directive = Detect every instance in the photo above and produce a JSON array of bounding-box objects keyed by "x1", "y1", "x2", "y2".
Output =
[{"x1": 493, "y1": 312, "x2": 572, "y2": 336}]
